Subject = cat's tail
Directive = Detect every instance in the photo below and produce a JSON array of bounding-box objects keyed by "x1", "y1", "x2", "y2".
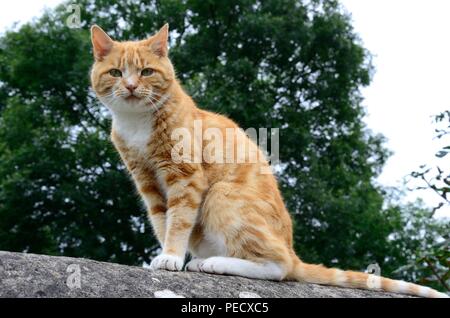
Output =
[{"x1": 289, "y1": 257, "x2": 449, "y2": 298}]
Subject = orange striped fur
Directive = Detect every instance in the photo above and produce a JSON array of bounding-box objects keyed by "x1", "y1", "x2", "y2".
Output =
[{"x1": 90, "y1": 24, "x2": 448, "y2": 298}]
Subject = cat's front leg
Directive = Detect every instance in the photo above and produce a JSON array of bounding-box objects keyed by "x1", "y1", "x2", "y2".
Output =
[
  {"x1": 137, "y1": 180, "x2": 167, "y2": 247},
  {"x1": 144, "y1": 195, "x2": 167, "y2": 247},
  {"x1": 149, "y1": 169, "x2": 206, "y2": 271}
]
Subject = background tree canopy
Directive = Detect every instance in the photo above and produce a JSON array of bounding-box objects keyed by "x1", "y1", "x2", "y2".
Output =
[{"x1": 0, "y1": 0, "x2": 448, "y2": 291}]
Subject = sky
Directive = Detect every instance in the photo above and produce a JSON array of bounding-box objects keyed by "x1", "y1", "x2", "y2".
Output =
[
  {"x1": 0, "y1": 0, "x2": 449, "y2": 217},
  {"x1": 0, "y1": 0, "x2": 62, "y2": 32},
  {"x1": 340, "y1": 0, "x2": 450, "y2": 217}
]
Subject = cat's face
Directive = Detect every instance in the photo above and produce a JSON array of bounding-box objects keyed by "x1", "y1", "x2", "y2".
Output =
[{"x1": 90, "y1": 25, "x2": 174, "y2": 113}]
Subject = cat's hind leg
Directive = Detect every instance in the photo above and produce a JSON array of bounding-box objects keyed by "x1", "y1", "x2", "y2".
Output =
[
  {"x1": 185, "y1": 258, "x2": 205, "y2": 272},
  {"x1": 189, "y1": 181, "x2": 293, "y2": 281},
  {"x1": 197, "y1": 256, "x2": 285, "y2": 281}
]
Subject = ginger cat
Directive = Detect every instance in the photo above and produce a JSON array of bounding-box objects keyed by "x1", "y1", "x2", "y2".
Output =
[{"x1": 90, "y1": 24, "x2": 448, "y2": 298}]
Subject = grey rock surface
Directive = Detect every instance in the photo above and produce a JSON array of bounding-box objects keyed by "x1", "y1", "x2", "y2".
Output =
[{"x1": 0, "y1": 251, "x2": 410, "y2": 298}]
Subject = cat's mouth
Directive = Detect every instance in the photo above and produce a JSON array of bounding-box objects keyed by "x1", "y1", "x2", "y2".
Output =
[{"x1": 125, "y1": 95, "x2": 141, "y2": 101}]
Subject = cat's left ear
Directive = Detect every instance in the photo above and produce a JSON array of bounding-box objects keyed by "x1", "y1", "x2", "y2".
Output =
[
  {"x1": 148, "y1": 24, "x2": 169, "y2": 57},
  {"x1": 90, "y1": 25, "x2": 114, "y2": 61}
]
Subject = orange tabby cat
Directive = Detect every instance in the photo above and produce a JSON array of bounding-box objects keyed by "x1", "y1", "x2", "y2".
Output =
[{"x1": 90, "y1": 24, "x2": 448, "y2": 298}]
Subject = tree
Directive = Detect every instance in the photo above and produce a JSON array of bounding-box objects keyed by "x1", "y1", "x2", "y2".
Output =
[
  {"x1": 407, "y1": 111, "x2": 450, "y2": 291},
  {"x1": 0, "y1": 21, "x2": 155, "y2": 265},
  {"x1": 411, "y1": 111, "x2": 450, "y2": 210},
  {"x1": 393, "y1": 202, "x2": 449, "y2": 292},
  {"x1": 0, "y1": 0, "x2": 446, "y2": 291}
]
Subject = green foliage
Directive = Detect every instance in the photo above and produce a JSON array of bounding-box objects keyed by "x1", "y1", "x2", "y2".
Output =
[
  {"x1": 411, "y1": 111, "x2": 450, "y2": 210},
  {"x1": 408, "y1": 111, "x2": 450, "y2": 291},
  {"x1": 0, "y1": 15, "x2": 156, "y2": 264},
  {"x1": 386, "y1": 199, "x2": 449, "y2": 292},
  {"x1": 0, "y1": 0, "x2": 448, "y2": 292}
]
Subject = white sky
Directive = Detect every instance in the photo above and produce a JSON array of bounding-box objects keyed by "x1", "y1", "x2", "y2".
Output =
[
  {"x1": 341, "y1": 0, "x2": 450, "y2": 217},
  {"x1": 1, "y1": 0, "x2": 449, "y2": 217},
  {"x1": 0, "y1": 0, "x2": 61, "y2": 32}
]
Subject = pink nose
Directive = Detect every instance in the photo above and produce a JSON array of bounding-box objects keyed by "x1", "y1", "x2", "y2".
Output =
[{"x1": 125, "y1": 84, "x2": 137, "y2": 93}]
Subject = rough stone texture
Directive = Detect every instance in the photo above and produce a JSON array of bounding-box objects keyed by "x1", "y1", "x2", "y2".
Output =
[{"x1": 0, "y1": 251, "x2": 410, "y2": 298}]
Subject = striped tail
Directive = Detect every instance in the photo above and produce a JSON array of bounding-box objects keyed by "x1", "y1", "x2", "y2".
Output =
[{"x1": 289, "y1": 257, "x2": 449, "y2": 298}]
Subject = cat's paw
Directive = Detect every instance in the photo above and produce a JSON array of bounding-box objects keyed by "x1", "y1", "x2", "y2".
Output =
[
  {"x1": 185, "y1": 258, "x2": 205, "y2": 272},
  {"x1": 150, "y1": 254, "x2": 184, "y2": 271},
  {"x1": 199, "y1": 257, "x2": 228, "y2": 275}
]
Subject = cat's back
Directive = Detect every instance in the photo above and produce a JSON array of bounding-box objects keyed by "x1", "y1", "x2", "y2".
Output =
[{"x1": 194, "y1": 108, "x2": 240, "y2": 131}]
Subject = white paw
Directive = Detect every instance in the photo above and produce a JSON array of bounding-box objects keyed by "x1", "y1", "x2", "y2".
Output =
[
  {"x1": 150, "y1": 254, "x2": 184, "y2": 271},
  {"x1": 199, "y1": 257, "x2": 228, "y2": 275},
  {"x1": 185, "y1": 258, "x2": 205, "y2": 272}
]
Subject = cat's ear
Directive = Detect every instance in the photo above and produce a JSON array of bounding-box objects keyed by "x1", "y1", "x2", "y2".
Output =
[
  {"x1": 148, "y1": 24, "x2": 169, "y2": 57},
  {"x1": 90, "y1": 25, "x2": 114, "y2": 60}
]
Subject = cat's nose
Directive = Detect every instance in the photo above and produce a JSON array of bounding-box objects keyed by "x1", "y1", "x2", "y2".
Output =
[{"x1": 125, "y1": 84, "x2": 137, "y2": 93}]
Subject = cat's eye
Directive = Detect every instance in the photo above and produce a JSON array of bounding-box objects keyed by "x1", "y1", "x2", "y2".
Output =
[
  {"x1": 141, "y1": 68, "x2": 154, "y2": 77},
  {"x1": 109, "y1": 69, "x2": 122, "y2": 77}
]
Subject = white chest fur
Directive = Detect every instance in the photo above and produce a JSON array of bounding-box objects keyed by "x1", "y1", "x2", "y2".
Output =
[{"x1": 112, "y1": 111, "x2": 153, "y2": 153}]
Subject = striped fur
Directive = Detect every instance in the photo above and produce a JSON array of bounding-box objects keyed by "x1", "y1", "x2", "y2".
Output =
[{"x1": 90, "y1": 24, "x2": 449, "y2": 298}]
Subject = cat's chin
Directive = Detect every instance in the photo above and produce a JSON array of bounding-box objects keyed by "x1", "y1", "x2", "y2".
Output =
[{"x1": 100, "y1": 98, "x2": 152, "y2": 114}]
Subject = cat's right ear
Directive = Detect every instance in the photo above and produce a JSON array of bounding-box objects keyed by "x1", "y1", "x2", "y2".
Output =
[{"x1": 90, "y1": 25, "x2": 113, "y2": 61}]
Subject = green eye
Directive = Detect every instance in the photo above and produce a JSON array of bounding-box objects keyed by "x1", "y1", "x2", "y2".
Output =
[
  {"x1": 141, "y1": 68, "x2": 154, "y2": 76},
  {"x1": 109, "y1": 69, "x2": 122, "y2": 77}
]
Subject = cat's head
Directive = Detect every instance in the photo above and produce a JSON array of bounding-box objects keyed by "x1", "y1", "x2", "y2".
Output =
[{"x1": 90, "y1": 24, "x2": 175, "y2": 113}]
